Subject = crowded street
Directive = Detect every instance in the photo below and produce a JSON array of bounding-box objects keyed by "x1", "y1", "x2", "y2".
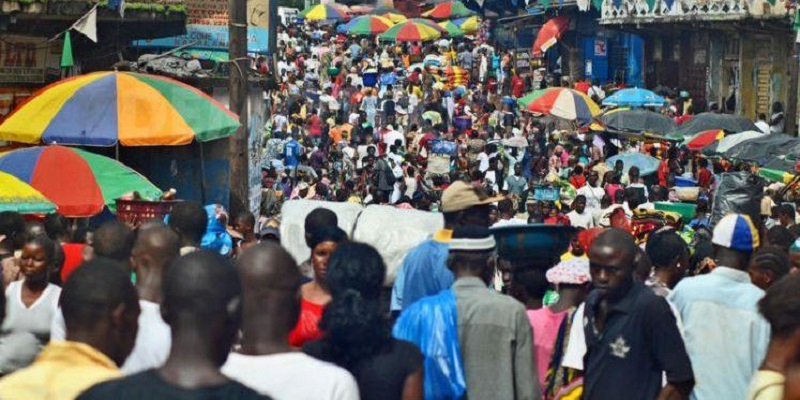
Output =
[{"x1": 0, "y1": 0, "x2": 799, "y2": 399}]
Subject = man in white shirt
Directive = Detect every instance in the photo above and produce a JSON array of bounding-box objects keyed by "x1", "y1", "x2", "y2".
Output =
[
  {"x1": 50, "y1": 226, "x2": 178, "y2": 375},
  {"x1": 567, "y1": 195, "x2": 595, "y2": 229},
  {"x1": 383, "y1": 125, "x2": 405, "y2": 147},
  {"x1": 755, "y1": 113, "x2": 770, "y2": 134},
  {"x1": 576, "y1": 170, "x2": 605, "y2": 211},
  {"x1": 223, "y1": 244, "x2": 359, "y2": 400}
]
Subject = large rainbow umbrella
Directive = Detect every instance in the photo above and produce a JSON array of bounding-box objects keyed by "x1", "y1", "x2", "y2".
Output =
[
  {"x1": 342, "y1": 15, "x2": 394, "y2": 35},
  {"x1": 0, "y1": 146, "x2": 162, "y2": 217},
  {"x1": 0, "y1": 171, "x2": 55, "y2": 214},
  {"x1": 454, "y1": 16, "x2": 479, "y2": 33},
  {"x1": 437, "y1": 20, "x2": 465, "y2": 37},
  {"x1": 422, "y1": 1, "x2": 475, "y2": 19},
  {"x1": 517, "y1": 87, "x2": 559, "y2": 108},
  {"x1": 379, "y1": 20, "x2": 442, "y2": 42},
  {"x1": 528, "y1": 88, "x2": 600, "y2": 124},
  {"x1": 376, "y1": 8, "x2": 407, "y2": 23},
  {"x1": 300, "y1": 3, "x2": 348, "y2": 21},
  {"x1": 0, "y1": 72, "x2": 240, "y2": 147}
]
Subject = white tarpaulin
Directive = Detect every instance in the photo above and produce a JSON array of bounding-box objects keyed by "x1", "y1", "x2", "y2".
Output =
[
  {"x1": 353, "y1": 205, "x2": 443, "y2": 285},
  {"x1": 280, "y1": 201, "x2": 443, "y2": 285}
]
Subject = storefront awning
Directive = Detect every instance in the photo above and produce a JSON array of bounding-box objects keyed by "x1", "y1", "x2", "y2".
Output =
[{"x1": 133, "y1": 24, "x2": 269, "y2": 54}]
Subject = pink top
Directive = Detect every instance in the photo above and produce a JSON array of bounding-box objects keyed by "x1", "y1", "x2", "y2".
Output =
[{"x1": 526, "y1": 307, "x2": 569, "y2": 389}]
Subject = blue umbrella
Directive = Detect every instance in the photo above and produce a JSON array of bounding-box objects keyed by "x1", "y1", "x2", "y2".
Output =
[
  {"x1": 336, "y1": 20, "x2": 353, "y2": 34},
  {"x1": 602, "y1": 88, "x2": 668, "y2": 108},
  {"x1": 606, "y1": 153, "x2": 661, "y2": 176}
]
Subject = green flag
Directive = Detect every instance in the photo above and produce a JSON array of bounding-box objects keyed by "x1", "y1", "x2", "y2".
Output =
[{"x1": 61, "y1": 31, "x2": 74, "y2": 68}]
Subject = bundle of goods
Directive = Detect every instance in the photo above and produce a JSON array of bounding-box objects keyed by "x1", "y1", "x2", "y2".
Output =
[
  {"x1": 443, "y1": 66, "x2": 469, "y2": 90},
  {"x1": 631, "y1": 209, "x2": 683, "y2": 245}
]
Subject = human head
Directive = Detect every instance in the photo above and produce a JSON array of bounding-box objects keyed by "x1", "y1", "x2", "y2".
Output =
[
  {"x1": 236, "y1": 243, "x2": 302, "y2": 341},
  {"x1": 628, "y1": 166, "x2": 640, "y2": 182},
  {"x1": 0, "y1": 211, "x2": 25, "y2": 251},
  {"x1": 130, "y1": 226, "x2": 180, "y2": 286},
  {"x1": 308, "y1": 226, "x2": 348, "y2": 285},
  {"x1": 645, "y1": 228, "x2": 689, "y2": 287},
  {"x1": 510, "y1": 268, "x2": 549, "y2": 306},
  {"x1": 43, "y1": 213, "x2": 70, "y2": 242},
  {"x1": 162, "y1": 251, "x2": 242, "y2": 368},
  {"x1": 20, "y1": 235, "x2": 57, "y2": 285},
  {"x1": 573, "y1": 195, "x2": 587, "y2": 214},
  {"x1": 168, "y1": 201, "x2": 207, "y2": 247},
  {"x1": 514, "y1": 163, "x2": 522, "y2": 176},
  {"x1": 614, "y1": 160, "x2": 624, "y2": 173},
  {"x1": 234, "y1": 212, "x2": 256, "y2": 236},
  {"x1": 765, "y1": 226, "x2": 795, "y2": 253},
  {"x1": 93, "y1": 221, "x2": 135, "y2": 268},
  {"x1": 777, "y1": 204, "x2": 796, "y2": 227},
  {"x1": 759, "y1": 272, "x2": 800, "y2": 344},
  {"x1": 589, "y1": 229, "x2": 638, "y2": 302},
  {"x1": 497, "y1": 198, "x2": 514, "y2": 218},
  {"x1": 748, "y1": 246, "x2": 791, "y2": 290},
  {"x1": 447, "y1": 225, "x2": 497, "y2": 284},
  {"x1": 304, "y1": 208, "x2": 339, "y2": 249},
  {"x1": 712, "y1": 214, "x2": 760, "y2": 270},
  {"x1": 319, "y1": 242, "x2": 388, "y2": 368},
  {"x1": 61, "y1": 258, "x2": 140, "y2": 366},
  {"x1": 441, "y1": 181, "x2": 502, "y2": 228},
  {"x1": 651, "y1": 185, "x2": 668, "y2": 202}
]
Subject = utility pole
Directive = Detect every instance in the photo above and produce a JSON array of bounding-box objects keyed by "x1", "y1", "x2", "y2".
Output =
[
  {"x1": 787, "y1": 41, "x2": 798, "y2": 136},
  {"x1": 228, "y1": 0, "x2": 249, "y2": 214}
]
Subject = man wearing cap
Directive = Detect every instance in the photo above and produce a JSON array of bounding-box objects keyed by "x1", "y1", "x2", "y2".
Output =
[
  {"x1": 668, "y1": 214, "x2": 770, "y2": 400},
  {"x1": 582, "y1": 229, "x2": 694, "y2": 400},
  {"x1": 390, "y1": 181, "x2": 501, "y2": 315},
  {"x1": 394, "y1": 225, "x2": 537, "y2": 400}
]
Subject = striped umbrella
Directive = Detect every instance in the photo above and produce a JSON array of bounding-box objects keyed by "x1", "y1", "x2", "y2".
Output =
[
  {"x1": 527, "y1": 88, "x2": 600, "y2": 124},
  {"x1": 438, "y1": 20, "x2": 465, "y2": 37},
  {"x1": 409, "y1": 18, "x2": 448, "y2": 34},
  {"x1": 685, "y1": 129, "x2": 725, "y2": 151},
  {"x1": 0, "y1": 146, "x2": 161, "y2": 217},
  {"x1": 0, "y1": 71, "x2": 240, "y2": 146},
  {"x1": 454, "y1": 16, "x2": 479, "y2": 33},
  {"x1": 342, "y1": 15, "x2": 394, "y2": 35},
  {"x1": 517, "y1": 87, "x2": 559, "y2": 108},
  {"x1": 300, "y1": 3, "x2": 348, "y2": 21},
  {"x1": 532, "y1": 16, "x2": 570, "y2": 57},
  {"x1": 379, "y1": 20, "x2": 442, "y2": 42},
  {"x1": 422, "y1": 1, "x2": 475, "y2": 19},
  {"x1": 0, "y1": 171, "x2": 55, "y2": 214},
  {"x1": 377, "y1": 8, "x2": 407, "y2": 23}
]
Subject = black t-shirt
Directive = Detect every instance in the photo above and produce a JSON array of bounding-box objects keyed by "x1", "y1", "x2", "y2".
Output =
[
  {"x1": 304, "y1": 338, "x2": 423, "y2": 400},
  {"x1": 77, "y1": 370, "x2": 271, "y2": 400}
]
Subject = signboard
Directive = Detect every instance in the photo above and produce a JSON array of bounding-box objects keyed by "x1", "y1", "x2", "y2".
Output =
[
  {"x1": 515, "y1": 49, "x2": 532, "y2": 70},
  {"x1": 0, "y1": 35, "x2": 61, "y2": 85},
  {"x1": 594, "y1": 39, "x2": 607, "y2": 57},
  {"x1": 133, "y1": 24, "x2": 269, "y2": 54}
]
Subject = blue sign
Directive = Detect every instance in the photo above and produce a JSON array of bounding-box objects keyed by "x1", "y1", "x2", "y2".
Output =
[{"x1": 133, "y1": 24, "x2": 269, "y2": 54}]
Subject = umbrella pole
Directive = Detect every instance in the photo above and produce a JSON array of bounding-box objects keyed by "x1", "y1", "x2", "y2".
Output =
[
  {"x1": 115, "y1": 143, "x2": 119, "y2": 161},
  {"x1": 198, "y1": 141, "x2": 207, "y2": 205}
]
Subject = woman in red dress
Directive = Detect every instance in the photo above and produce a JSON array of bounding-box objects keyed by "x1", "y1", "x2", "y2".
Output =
[{"x1": 288, "y1": 226, "x2": 348, "y2": 347}]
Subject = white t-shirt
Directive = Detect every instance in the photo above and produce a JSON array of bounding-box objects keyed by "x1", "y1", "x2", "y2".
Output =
[
  {"x1": 567, "y1": 210, "x2": 595, "y2": 229},
  {"x1": 222, "y1": 352, "x2": 359, "y2": 400},
  {"x1": 576, "y1": 185, "x2": 605, "y2": 211},
  {"x1": 50, "y1": 299, "x2": 171, "y2": 375}
]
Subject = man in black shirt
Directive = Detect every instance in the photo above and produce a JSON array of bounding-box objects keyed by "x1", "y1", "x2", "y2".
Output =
[
  {"x1": 78, "y1": 251, "x2": 270, "y2": 400},
  {"x1": 582, "y1": 229, "x2": 694, "y2": 400}
]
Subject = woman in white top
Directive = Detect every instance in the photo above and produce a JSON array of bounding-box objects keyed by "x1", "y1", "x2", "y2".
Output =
[{"x1": 0, "y1": 236, "x2": 61, "y2": 373}]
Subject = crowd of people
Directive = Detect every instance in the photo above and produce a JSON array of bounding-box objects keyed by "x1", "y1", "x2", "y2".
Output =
[{"x1": 0, "y1": 13, "x2": 797, "y2": 400}]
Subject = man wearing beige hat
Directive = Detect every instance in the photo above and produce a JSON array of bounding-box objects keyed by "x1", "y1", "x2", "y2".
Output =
[{"x1": 390, "y1": 181, "x2": 503, "y2": 315}]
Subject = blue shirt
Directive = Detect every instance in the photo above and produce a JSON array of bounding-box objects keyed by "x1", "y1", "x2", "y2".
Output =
[
  {"x1": 668, "y1": 267, "x2": 770, "y2": 400},
  {"x1": 391, "y1": 230, "x2": 453, "y2": 312},
  {"x1": 283, "y1": 139, "x2": 301, "y2": 168}
]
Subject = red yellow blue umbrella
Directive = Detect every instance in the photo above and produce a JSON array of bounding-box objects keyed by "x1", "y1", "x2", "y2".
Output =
[
  {"x1": 342, "y1": 15, "x2": 394, "y2": 35},
  {"x1": 301, "y1": 3, "x2": 348, "y2": 21},
  {"x1": 379, "y1": 20, "x2": 442, "y2": 42},
  {"x1": 528, "y1": 88, "x2": 600, "y2": 124},
  {"x1": 0, "y1": 71, "x2": 240, "y2": 147},
  {"x1": 422, "y1": 1, "x2": 475, "y2": 19}
]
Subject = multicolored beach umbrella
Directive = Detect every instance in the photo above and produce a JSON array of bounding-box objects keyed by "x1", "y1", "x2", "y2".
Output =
[
  {"x1": 759, "y1": 168, "x2": 795, "y2": 184},
  {"x1": 0, "y1": 72, "x2": 240, "y2": 147},
  {"x1": 300, "y1": 3, "x2": 348, "y2": 21},
  {"x1": 379, "y1": 20, "x2": 442, "y2": 42},
  {"x1": 342, "y1": 15, "x2": 394, "y2": 35},
  {"x1": 0, "y1": 146, "x2": 162, "y2": 217},
  {"x1": 517, "y1": 87, "x2": 559, "y2": 108},
  {"x1": 438, "y1": 20, "x2": 465, "y2": 37},
  {"x1": 422, "y1": 1, "x2": 475, "y2": 19},
  {"x1": 685, "y1": 129, "x2": 725, "y2": 151},
  {"x1": 377, "y1": 8, "x2": 407, "y2": 23},
  {"x1": 528, "y1": 88, "x2": 600, "y2": 124},
  {"x1": 533, "y1": 16, "x2": 569, "y2": 57},
  {"x1": 454, "y1": 16, "x2": 479, "y2": 33},
  {"x1": 0, "y1": 171, "x2": 55, "y2": 214}
]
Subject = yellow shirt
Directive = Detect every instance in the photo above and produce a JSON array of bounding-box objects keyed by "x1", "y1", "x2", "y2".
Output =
[
  {"x1": 0, "y1": 341, "x2": 121, "y2": 400},
  {"x1": 747, "y1": 370, "x2": 784, "y2": 400}
]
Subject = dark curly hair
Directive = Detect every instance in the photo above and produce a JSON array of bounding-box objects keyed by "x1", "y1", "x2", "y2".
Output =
[{"x1": 317, "y1": 242, "x2": 389, "y2": 370}]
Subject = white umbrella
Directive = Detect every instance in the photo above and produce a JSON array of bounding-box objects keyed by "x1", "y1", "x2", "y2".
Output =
[{"x1": 715, "y1": 130, "x2": 766, "y2": 153}]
